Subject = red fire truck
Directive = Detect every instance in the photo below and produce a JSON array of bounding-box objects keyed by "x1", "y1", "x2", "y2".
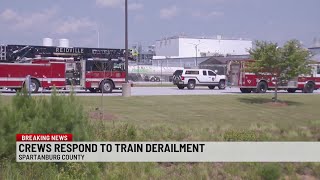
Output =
[
  {"x1": 227, "y1": 59, "x2": 320, "y2": 93},
  {"x1": 0, "y1": 44, "x2": 133, "y2": 93}
]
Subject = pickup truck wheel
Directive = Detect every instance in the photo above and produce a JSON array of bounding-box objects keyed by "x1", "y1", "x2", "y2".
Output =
[
  {"x1": 177, "y1": 85, "x2": 185, "y2": 89},
  {"x1": 100, "y1": 80, "x2": 113, "y2": 93},
  {"x1": 187, "y1": 80, "x2": 195, "y2": 90},
  {"x1": 218, "y1": 80, "x2": 226, "y2": 90},
  {"x1": 208, "y1": 86, "x2": 215, "y2": 89}
]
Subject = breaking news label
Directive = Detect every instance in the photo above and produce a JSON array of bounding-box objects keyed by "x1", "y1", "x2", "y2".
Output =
[{"x1": 16, "y1": 134, "x2": 320, "y2": 162}]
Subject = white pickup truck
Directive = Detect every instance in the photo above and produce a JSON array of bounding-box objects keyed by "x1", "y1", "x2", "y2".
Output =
[{"x1": 172, "y1": 69, "x2": 226, "y2": 90}]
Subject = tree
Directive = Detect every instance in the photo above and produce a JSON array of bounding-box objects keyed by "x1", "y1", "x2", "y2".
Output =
[{"x1": 248, "y1": 39, "x2": 312, "y2": 102}]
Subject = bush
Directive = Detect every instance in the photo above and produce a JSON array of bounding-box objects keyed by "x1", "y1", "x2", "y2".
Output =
[
  {"x1": 0, "y1": 90, "x2": 92, "y2": 160},
  {"x1": 258, "y1": 164, "x2": 281, "y2": 180},
  {"x1": 0, "y1": 90, "x2": 102, "y2": 179},
  {"x1": 223, "y1": 130, "x2": 259, "y2": 141}
]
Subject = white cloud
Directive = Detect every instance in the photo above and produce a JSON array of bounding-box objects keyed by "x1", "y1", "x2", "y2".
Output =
[
  {"x1": 133, "y1": 14, "x2": 145, "y2": 22},
  {"x1": 97, "y1": 0, "x2": 144, "y2": 12},
  {"x1": 192, "y1": 11, "x2": 224, "y2": 18},
  {"x1": 96, "y1": 0, "x2": 124, "y2": 8},
  {"x1": 55, "y1": 18, "x2": 97, "y2": 34},
  {"x1": 0, "y1": 8, "x2": 97, "y2": 36},
  {"x1": 0, "y1": 9, "x2": 19, "y2": 21},
  {"x1": 208, "y1": 11, "x2": 224, "y2": 17},
  {"x1": 0, "y1": 8, "x2": 57, "y2": 29},
  {"x1": 160, "y1": 6, "x2": 179, "y2": 19},
  {"x1": 128, "y1": 2, "x2": 144, "y2": 11}
]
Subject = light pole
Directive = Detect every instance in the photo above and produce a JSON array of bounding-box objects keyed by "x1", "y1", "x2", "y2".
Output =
[
  {"x1": 122, "y1": 0, "x2": 131, "y2": 97},
  {"x1": 125, "y1": 0, "x2": 129, "y2": 83},
  {"x1": 97, "y1": 27, "x2": 100, "y2": 48},
  {"x1": 189, "y1": 40, "x2": 202, "y2": 67},
  {"x1": 93, "y1": 25, "x2": 100, "y2": 48}
]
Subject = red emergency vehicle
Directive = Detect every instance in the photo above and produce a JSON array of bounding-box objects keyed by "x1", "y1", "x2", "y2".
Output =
[
  {"x1": 0, "y1": 44, "x2": 132, "y2": 93},
  {"x1": 227, "y1": 59, "x2": 320, "y2": 93}
]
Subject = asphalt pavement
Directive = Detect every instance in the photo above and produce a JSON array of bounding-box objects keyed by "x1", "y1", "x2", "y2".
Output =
[{"x1": 0, "y1": 87, "x2": 319, "y2": 96}]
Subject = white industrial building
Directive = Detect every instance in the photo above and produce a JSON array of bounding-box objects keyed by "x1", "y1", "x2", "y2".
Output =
[{"x1": 154, "y1": 36, "x2": 252, "y2": 59}]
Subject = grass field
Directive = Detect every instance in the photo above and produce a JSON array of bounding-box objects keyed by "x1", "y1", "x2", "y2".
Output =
[
  {"x1": 78, "y1": 94, "x2": 320, "y2": 141},
  {"x1": 1, "y1": 94, "x2": 320, "y2": 179}
]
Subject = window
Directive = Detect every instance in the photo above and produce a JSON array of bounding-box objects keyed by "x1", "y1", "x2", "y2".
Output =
[
  {"x1": 86, "y1": 60, "x2": 124, "y2": 72},
  {"x1": 318, "y1": 65, "x2": 320, "y2": 74},
  {"x1": 208, "y1": 71, "x2": 216, "y2": 76},
  {"x1": 203, "y1": 71, "x2": 207, "y2": 76},
  {"x1": 174, "y1": 70, "x2": 183, "y2": 76},
  {"x1": 185, "y1": 71, "x2": 199, "y2": 75}
]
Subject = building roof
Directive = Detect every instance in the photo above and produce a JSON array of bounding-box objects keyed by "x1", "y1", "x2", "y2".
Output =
[
  {"x1": 311, "y1": 54, "x2": 320, "y2": 62},
  {"x1": 156, "y1": 35, "x2": 252, "y2": 42},
  {"x1": 199, "y1": 55, "x2": 250, "y2": 65}
]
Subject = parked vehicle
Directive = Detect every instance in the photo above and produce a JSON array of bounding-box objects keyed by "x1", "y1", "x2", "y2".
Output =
[
  {"x1": 0, "y1": 44, "x2": 133, "y2": 93},
  {"x1": 172, "y1": 69, "x2": 226, "y2": 90},
  {"x1": 226, "y1": 60, "x2": 320, "y2": 93}
]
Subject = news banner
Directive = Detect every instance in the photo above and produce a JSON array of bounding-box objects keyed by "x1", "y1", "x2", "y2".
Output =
[{"x1": 16, "y1": 134, "x2": 320, "y2": 162}]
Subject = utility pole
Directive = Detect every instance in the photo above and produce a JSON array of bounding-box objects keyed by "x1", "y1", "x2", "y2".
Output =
[
  {"x1": 195, "y1": 45, "x2": 198, "y2": 67},
  {"x1": 125, "y1": 0, "x2": 129, "y2": 83},
  {"x1": 122, "y1": 0, "x2": 131, "y2": 97},
  {"x1": 97, "y1": 29, "x2": 100, "y2": 48},
  {"x1": 189, "y1": 40, "x2": 202, "y2": 67}
]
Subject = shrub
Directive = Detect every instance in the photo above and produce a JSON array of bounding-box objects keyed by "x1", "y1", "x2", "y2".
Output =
[
  {"x1": 258, "y1": 164, "x2": 281, "y2": 180},
  {"x1": 223, "y1": 130, "x2": 259, "y2": 141},
  {"x1": 0, "y1": 90, "x2": 91, "y2": 160},
  {"x1": 0, "y1": 90, "x2": 102, "y2": 179}
]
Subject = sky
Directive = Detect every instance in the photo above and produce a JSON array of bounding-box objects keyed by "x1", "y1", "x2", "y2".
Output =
[{"x1": 0, "y1": 0, "x2": 319, "y2": 48}]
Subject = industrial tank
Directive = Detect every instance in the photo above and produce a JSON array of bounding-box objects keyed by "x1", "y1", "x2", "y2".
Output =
[
  {"x1": 59, "y1": 39, "x2": 70, "y2": 47},
  {"x1": 43, "y1": 38, "x2": 53, "y2": 46}
]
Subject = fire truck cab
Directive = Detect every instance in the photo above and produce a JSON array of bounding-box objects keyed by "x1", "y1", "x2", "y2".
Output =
[{"x1": 227, "y1": 60, "x2": 320, "y2": 93}]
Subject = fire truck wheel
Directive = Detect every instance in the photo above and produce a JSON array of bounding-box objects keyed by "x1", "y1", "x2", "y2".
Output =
[
  {"x1": 287, "y1": 88, "x2": 296, "y2": 93},
  {"x1": 303, "y1": 82, "x2": 315, "y2": 93},
  {"x1": 88, "y1": 88, "x2": 97, "y2": 93},
  {"x1": 100, "y1": 80, "x2": 114, "y2": 93},
  {"x1": 256, "y1": 81, "x2": 268, "y2": 93},
  {"x1": 14, "y1": 88, "x2": 22, "y2": 92},
  {"x1": 29, "y1": 79, "x2": 39, "y2": 93},
  {"x1": 240, "y1": 88, "x2": 252, "y2": 93},
  {"x1": 218, "y1": 80, "x2": 226, "y2": 90},
  {"x1": 208, "y1": 86, "x2": 215, "y2": 89}
]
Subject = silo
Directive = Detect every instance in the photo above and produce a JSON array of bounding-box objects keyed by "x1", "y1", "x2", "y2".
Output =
[
  {"x1": 43, "y1": 38, "x2": 53, "y2": 46},
  {"x1": 59, "y1": 39, "x2": 70, "y2": 47}
]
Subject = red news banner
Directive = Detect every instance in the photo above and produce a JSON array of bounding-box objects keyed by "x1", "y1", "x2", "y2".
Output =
[{"x1": 16, "y1": 134, "x2": 73, "y2": 142}]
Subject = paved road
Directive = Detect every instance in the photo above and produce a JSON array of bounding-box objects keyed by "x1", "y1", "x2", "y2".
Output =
[{"x1": 1, "y1": 87, "x2": 319, "y2": 96}]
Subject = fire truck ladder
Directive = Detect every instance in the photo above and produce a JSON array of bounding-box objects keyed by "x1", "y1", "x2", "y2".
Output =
[
  {"x1": 15, "y1": 46, "x2": 33, "y2": 63},
  {"x1": 0, "y1": 45, "x2": 6, "y2": 61}
]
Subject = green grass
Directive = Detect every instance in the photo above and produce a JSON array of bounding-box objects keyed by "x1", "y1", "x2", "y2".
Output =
[
  {"x1": 1, "y1": 94, "x2": 320, "y2": 179},
  {"x1": 74, "y1": 94, "x2": 320, "y2": 141}
]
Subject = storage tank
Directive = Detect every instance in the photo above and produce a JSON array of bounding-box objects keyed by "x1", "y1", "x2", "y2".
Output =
[
  {"x1": 59, "y1": 39, "x2": 69, "y2": 47},
  {"x1": 43, "y1": 38, "x2": 53, "y2": 46}
]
